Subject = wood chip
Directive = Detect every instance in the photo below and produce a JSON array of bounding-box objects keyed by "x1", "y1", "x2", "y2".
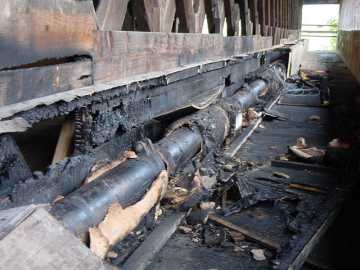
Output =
[
  {"x1": 52, "y1": 195, "x2": 64, "y2": 203},
  {"x1": 200, "y1": 201, "x2": 216, "y2": 210},
  {"x1": 289, "y1": 145, "x2": 325, "y2": 160},
  {"x1": 328, "y1": 138, "x2": 351, "y2": 149},
  {"x1": 178, "y1": 225, "x2": 192, "y2": 234},
  {"x1": 308, "y1": 115, "x2": 321, "y2": 122},
  {"x1": 106, "y1": 251, "x2": 118, "y2": 259},
  {"x1": 296, "y1": 137, "x2": 307, "y2": 148},
  {"x1": 251, "y1": 249, "x2": 266, "y2": 261},
  {"x1": 247, "y1": 108, "x2": 261, "y2": 121}
]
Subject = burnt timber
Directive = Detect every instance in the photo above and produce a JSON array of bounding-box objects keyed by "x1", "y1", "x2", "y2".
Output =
[{"x1": 0, "y1": 1, "x2": 360, "y2": 270}]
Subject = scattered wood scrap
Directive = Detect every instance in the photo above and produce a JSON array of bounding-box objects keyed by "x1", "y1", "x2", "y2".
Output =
[
  {"x1": 328, "y1": 138, "x2": 351, "y2": 150},
  {"x1": 52, "y1": 120, "x2": 74, "y2": 164},
  {"x1": 251, "y1": 249, "x2": 266, "y2": 261},
  {"x1": 308, "y1": 115, "x2": 321, "y2": 122},
  {"x1": 208, "y1": 214, "x2": 281, "y2": 252},
  {"x1": 289, "y1": 137, "x2": 325, "y2": 162},
  {"x1": 288, "y1": 183, "x2": 327, "y2": 194},
  {"x1": 273, "y1": 171, "x2": 290, "y2": 179}
]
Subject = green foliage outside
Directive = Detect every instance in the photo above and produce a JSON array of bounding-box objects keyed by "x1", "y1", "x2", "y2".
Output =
[{"x1": 327, "y1": 18, "x2": 338, "y2": 51}]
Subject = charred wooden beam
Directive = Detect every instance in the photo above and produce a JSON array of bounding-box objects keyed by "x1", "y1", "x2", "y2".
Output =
[
  {"x1": 0, "y1": 47, "x2": 291, "y2": 152},
  {"x1": 0, "y1": 0, "x2": 97, "y2": 70},
  {"x1": 0, "y1": 32, "x2": 273, "y2": 107},
  {"x1": 0, "y1": 58, "x2": 93, "y2": 107}
]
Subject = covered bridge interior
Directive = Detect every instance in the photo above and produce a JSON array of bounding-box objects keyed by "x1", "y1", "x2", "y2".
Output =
[{"x1": 0, "y1": 1, "x2": 359, "y2": 269}]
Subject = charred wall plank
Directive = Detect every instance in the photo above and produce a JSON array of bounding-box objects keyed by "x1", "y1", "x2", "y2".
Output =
[
  {"x1": 0, "y1": 0, "x2": 97, "y2": 70},
  {"x1": 0, "y1": 51, "x2": 271, "y2": 134},
  {"x1": 0, "y1": 59, "x2": 93, "y2": 106}
]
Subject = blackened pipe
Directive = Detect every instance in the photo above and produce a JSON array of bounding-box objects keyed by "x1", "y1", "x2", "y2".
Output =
[
  {"x1": 50, "y1": 78, "x2": 270, "y2": 236},
  {"x1": 232, "y1": 79, "x2": 267, "y2": 110},
  {"x1": 50, "y1": 128, "x2": 202, "y2": 236}
]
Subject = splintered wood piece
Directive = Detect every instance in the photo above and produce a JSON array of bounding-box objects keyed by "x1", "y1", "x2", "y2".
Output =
[
  {"x1": 273, "y1": 171, "x2": 290, "y2": 179},
  {"x1": 208, "y1": 214, "x2": 281, "y2": 252},
  {"x1": 89, "y1": 170, "x2": 168, "y2": 258},
  {"x1": 52, "y1": 120, "x2": 74, "y2": 164},
  {"x1": 288, "y1": 184, "x2": 327, "y2": 194}
]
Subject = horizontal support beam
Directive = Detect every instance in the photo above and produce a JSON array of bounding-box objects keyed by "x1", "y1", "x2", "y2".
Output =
[{"x1": 0, "y1": 30, "x2": 272, "y2": 108}]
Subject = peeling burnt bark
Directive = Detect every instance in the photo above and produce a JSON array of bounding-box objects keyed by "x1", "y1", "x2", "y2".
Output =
[{"x1": 0, "y1": 123, "x2": 155, "y2": 210}]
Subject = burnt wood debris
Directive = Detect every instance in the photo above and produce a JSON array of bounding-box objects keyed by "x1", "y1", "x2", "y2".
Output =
[{"x1": 0, "y1": 1, "x2": 360, "y2": 270}]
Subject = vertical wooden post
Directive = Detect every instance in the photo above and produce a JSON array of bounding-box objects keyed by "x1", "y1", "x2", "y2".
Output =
[
  {"x1": 175, "y1": 0, "x2": 206, "y2": 33},
  {"x1": 224, "y1": 0, "x2": 241, "y2": 36},
  {"x1": 52, "y1": 120, "x2": 74, "y2": 164},
  {"x1": 205, "y1": 0, "x2": 225, "y2": 34},
  {"x1": 238, "y1": 0, "x2": 252, "y2": 36}
]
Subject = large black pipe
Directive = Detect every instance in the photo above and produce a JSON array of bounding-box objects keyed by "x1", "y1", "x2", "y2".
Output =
[
  {"x1": 51, "y1": 128, "x2": 203, "y2": 236},
  {"x1": 232, "y1": 79, "x2": 267, "y2": 110},
  {"x1": 51, "y1": 66, "x2": 284, "y2": 237}
]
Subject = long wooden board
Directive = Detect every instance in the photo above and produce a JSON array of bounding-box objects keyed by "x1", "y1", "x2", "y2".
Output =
[
  {"x1": 0, "y1": 59, "x2": 93, "y2": 106},
  {"x1": 93, "y1": 31, "x2": 272, "y2": 82},
  {"x1": 0, "y1": 207, "x2": 114, "y2": 270},
  {"x1": 0, "y1": 0, "x2": 97, "y2": 69}
]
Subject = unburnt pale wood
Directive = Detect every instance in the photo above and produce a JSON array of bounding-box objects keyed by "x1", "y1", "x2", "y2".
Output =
[{"x1": 52, "y1": 120, "x2": 74, "y2": 164}]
